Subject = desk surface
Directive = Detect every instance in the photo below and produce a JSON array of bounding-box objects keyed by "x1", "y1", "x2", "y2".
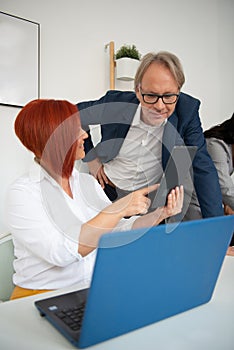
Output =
[{"x1": 0, "y1": 256, "x2": 234, "y2": 350}]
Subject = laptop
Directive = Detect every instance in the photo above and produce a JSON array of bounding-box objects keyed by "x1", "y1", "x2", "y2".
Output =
[{"x1": 35, "y1": 215, "x2": 234, "y2": 348}]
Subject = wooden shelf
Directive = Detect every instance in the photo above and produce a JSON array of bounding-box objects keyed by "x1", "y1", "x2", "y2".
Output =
[{"x1": 105, "y1": 41, "x2": 115, "y2": 90}]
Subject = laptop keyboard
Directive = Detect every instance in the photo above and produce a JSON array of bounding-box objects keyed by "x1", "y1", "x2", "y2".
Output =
[{"x1": 55, "y1": 301, "x2": 86, "y2": 332}]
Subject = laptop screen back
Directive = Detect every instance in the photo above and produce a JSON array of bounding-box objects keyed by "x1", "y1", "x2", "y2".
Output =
[{"x1": 79, "y1": 215, "x2": 233, "y2": 347}]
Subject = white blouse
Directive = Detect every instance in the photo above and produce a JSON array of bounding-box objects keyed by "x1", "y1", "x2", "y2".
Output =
[{"x1": 5, "y1": 162, "x2": 137, "y2": 290}]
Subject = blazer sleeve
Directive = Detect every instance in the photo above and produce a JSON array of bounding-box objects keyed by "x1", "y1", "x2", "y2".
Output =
[
  {"x1": 176, "y1": 94, "x2": 224, "y2": 218},
  {"x1": 77, "y1": 92, "x2": 110, "y2": 161},
  {"x1": 77, "y1": 91, "x2": 139, "y2": 162}
]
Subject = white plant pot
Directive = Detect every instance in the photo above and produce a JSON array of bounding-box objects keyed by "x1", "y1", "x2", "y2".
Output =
[{"x1": 116, "y1": 57, "x2": 140, "y2": 81}]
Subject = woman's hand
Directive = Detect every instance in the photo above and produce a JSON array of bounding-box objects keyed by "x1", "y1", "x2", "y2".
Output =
[
  {"x1": 224, "y1": 204, "x2": 234, "y2": 216},
  {"x1": 159, "y1": 185, "x2": 184, "y2": 219},
  {"x1": 148, "y1": 185, "x2": 184, "y2": 224},
  {"x1": 106, "y1": 184, "x2": 159, "y2": 218},
  {"x1": 109, "y1": 184, "x2": 184, "y2": 223},
  {"x1": 79, "y1": 184, "x2": 183, "y2": 256},
  {"x1": 132, "y1": 185, "x2": 184, "y2": 230},
  {"x1": 226, "y1": 246, "x2": 234, "y2": 256},
  {"x1": 79, "y1": 184, "x2": 159, "y2": 255}
]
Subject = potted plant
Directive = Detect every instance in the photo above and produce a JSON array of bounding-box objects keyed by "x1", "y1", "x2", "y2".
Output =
[{"x1": 115, "y1": 44, "x2": 141, "y2": 81}]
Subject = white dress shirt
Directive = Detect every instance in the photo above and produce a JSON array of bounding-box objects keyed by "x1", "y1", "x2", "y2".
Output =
[
  {"x1": 5, "y1": 162, "x2": 137, "y2": 290},
  {"x1": 104, "y1": 105, "x2": 166, "y2": 190}
]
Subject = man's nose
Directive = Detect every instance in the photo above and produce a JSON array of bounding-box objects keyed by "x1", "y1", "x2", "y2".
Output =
[{"x1": 153, "y1": 97, "x2": 165, "y2": 109}]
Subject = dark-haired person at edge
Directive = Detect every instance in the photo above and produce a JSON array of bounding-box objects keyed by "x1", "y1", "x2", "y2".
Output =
[
  {"x1": 77, "y1": 51, "x2": 224, "y2": 221},
  {"x1": 5, "y1": 99, "x2": 183, "y2": 300},
  {"x1": 204, "y1": 114, "x2": 234, "y2": 255}
]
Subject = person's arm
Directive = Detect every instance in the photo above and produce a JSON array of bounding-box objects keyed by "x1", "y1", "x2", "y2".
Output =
[
  {"x1": 87, "y1": 158, "x2": 109, "y2": 189},
  {"x1": 79, "y1": 185, "x2": 183, "y2": 256},
  {"x1": 77, "y1": 96, "x2": 106, "y2": 162},
  {"x1": 206, "y1": 138, "x2": 234, "y2": 210},
  {"x1": 177, "y1": 94, "x2": 223, "y2": 217},
  {"x1": 6, "y1": 172, "x2": 182, "y2": 262},
  {"x1": 77, "y1": 90, "x2": 139, "y2": 164},
  {"x1": 77, "y1": 91, "x2": 116, "y2": 161},
  {"x1": 5, "y1": 182, "x2": 82, "y2": 267}
]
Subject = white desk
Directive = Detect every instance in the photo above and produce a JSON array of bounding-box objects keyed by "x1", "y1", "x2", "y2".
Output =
[{"x1": 0, "y1": 256, "x2": 234, "y2": 350}]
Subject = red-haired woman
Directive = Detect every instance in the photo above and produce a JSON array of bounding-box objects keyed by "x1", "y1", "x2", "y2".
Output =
[{"x1": 5, "y1": 99, "x2": 183, "y2": 299}]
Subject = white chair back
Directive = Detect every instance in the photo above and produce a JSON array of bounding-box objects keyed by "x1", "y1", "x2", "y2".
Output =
[{"x1": 0, "y1": 233, "x2": 15, "y2": 302}]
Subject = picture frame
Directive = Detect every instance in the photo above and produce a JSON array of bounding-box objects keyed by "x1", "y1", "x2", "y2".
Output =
[{"x1": 0, "y1": 11, "x2": 40, "y2": 108}]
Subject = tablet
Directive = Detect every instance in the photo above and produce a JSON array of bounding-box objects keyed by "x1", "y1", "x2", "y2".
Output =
[{"x1": 151, "y1": 145, "x2": 197, "y2": 208}]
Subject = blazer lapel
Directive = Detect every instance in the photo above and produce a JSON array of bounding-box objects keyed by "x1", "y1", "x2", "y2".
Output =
[{"x1": 162, "y1": 112, "x2": 184, "y2": 169}]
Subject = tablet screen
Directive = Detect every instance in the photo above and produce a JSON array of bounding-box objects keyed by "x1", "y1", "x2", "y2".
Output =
[{"x1": 151, "y1": 146, "x2": 197, "y2": 208}]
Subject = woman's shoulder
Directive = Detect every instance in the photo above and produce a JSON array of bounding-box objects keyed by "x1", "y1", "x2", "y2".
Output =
[
  {"x1": 206, "y1": 137, "x2": 232, "y2": 159},
  {"x1": 9, "y1": 173, "x2": 33, "y2": 190},
  {"x1": 6, "y1": 173, "x2": 42, "y2": 210},
  {"x1": 206, "y1": 137, "x2": 230, "y2": 150},
  {"x1": 8, "y1": 162, "x2": 50, "y2": 195}
]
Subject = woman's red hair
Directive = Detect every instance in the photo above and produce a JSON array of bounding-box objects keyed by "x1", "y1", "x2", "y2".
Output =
[{"x1": 15, "y1": 99, "x2": 80, "y2": 178}]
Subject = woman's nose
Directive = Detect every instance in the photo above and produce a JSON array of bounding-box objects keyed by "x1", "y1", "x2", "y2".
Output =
[{"x1": 82, "y1": 129, "x2": 88, "y2": 139}]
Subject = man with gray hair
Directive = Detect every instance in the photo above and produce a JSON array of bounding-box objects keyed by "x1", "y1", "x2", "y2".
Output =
[{"x1": 77, "y1": 51, "x2": 223, "y2": 220}]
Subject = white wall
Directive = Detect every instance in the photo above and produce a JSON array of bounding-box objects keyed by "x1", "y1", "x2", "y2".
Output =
[{"x1": 0, "y1": 0, "x2": 233, "y2": 233}]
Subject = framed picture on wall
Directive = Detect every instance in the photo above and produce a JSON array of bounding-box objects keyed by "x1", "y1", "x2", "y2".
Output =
[{"x1": 0, "y1": 11, "x2": 40, "y2": 108}]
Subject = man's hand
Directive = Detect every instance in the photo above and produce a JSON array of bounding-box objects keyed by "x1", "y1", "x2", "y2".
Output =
[{"x1": 88, "y1": 159, "x2": 109, "y2": 188}]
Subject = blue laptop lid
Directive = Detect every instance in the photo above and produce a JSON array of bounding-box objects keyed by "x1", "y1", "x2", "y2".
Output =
[{"x1": 79, "y1": 215, "x2": 234, "y2": 348}]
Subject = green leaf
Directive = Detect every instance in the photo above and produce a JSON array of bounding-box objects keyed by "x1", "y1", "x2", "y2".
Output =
[{"x1": 115, "y1": 44, "x2": 141, "y2": 60}]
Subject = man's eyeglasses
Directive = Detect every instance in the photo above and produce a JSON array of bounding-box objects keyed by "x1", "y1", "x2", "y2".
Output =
[{"x1": 139, "y1": 87, "x2": 179, "y2": 105}]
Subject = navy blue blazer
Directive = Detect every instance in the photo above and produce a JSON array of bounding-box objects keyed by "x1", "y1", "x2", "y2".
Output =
[{"x1": 78, "y1": 90, "x2": 223, "y2": 218}]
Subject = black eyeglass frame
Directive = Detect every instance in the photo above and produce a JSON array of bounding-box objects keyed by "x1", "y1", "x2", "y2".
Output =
[{"x1": 139, "y1": 87, "x2": 180, "y2": 105}]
